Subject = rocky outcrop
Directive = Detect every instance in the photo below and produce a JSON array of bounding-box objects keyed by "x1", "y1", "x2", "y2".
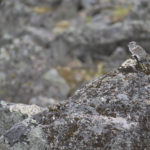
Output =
[
  {"x1": 0, "y1": 1, "x2": 150, "y2": 149},
  {"x1": 1, "y1": 0, "x2": 150, "y2": 104},
  {"x1": 0, "y1": 57, "x2": 150, "y2": 149}
]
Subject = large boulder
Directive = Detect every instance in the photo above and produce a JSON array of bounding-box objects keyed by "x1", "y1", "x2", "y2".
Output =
[
  {"x1": 1, "y1": 0, "x2": 150, "y2": 104},
  {"x1": 0, "y1": 57, "x2": 150, "y2": 149}
]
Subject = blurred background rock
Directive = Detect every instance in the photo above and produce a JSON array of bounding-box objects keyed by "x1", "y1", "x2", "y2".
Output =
[{"x1": 0, "y1": 0, "x2": 150, "y2": 106}]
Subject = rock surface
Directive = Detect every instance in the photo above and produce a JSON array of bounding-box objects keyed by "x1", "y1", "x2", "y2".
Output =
[
  {"x1": 0, "y1": 0, "x2": 150, "y2": 148},
  {"x1": 0, "y1": 57, "x2": 150, "y2": 149},
  {"x1": 1, "y1": 0, "x2": 150, "y2": 104},
  {"x1": 0, "y1": 101, "x2": 49, "y2": 150}
]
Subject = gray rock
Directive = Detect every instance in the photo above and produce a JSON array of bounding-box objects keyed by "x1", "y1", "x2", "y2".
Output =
[
  {"x1": 0, "y1": 101, "x2": 49, "y2": 150},
  {"x1": 0, "y1": 101, "x2": 46, "y2": 136},
  {"x1": 0, "y1": 119, "x2": 49, "y2": 150},
  {"x1": 0, "y1": 101, "x2": 25, "y2": 136},
  {"x1": 81, "y1": 0, "x2": 99, "y2": 8},
  {"x1": 0, "y1": 57, "x2": 150, "y2": 149},
  {"x1": 29, "y1": 96, "x2": 58, "y2": 107},
  {"x1": 43, "y1": 69, "x2": 70, "y2": 99},
  {"x1": 38, "y1": 58, "x2": 150, "y2": 149},
  {"x1": 0, "y1": 34, "x2": 71, "y2": 103},
  {"x1": 105, "y1": 47, "x2": 128, "y2": 71},
  {"x1": 51, "y1": 20, "x2": 150, "y2": 65},
  {"x1": 1, "y1": 0, "x2": 150, "y2": 105},
  {"x1": 0, "y1": 72, "x2": 6, "y2": 83},
  {"x1": 51, "y1": 0, "x2": 80, "y2": 20}
]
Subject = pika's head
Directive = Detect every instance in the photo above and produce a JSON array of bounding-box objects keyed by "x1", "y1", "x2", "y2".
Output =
[{"x1": 128, "y1": 41, "x2": 136, "y2": 49}]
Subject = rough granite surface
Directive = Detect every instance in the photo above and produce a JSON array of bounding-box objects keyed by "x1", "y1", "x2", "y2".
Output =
[
  {"x1": 0, "y1": 57, "x2": 150, "y2": 150},
  {"x1": 1, "y1": 0, "x2": 150, "y2": 104}
]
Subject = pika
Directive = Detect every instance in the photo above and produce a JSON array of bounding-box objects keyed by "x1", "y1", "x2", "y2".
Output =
[
  {"x1": 128, "y1": 41, "x2": 150, "y2": 74},
  {"x1": 128, "y1": 41, "x2": 147, "y2": 62}
]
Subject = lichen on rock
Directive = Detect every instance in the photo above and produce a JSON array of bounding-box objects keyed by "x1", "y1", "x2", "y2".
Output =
[
  {"x1": 0, "y1": 54, "x2": 150, "y2": 149},
  {"x1": 38, "y1": 56, "x2": 150, "y2": 149}
]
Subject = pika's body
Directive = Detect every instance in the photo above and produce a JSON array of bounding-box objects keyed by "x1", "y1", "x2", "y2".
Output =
[
  {"x1": 128, "y1": 41, "x2": 150, "y2": 74},
  {"x1": 128, "y1": 41, "x2": 147, "y2": 61}
]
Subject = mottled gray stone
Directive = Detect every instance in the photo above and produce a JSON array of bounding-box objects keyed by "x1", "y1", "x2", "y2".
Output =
[
  {"x1": 39, "y1": 58, "x2": 150, "y2": 149},
  {"x1": 0, "y1": 101, "x2": 49, "y2": 150},
  {"x1": 0, "y1": 56, "x2": 150, "y2": 149}
]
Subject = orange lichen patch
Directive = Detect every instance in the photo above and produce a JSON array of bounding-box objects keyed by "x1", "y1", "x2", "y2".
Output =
[
  {"x1": 85, "y1": 16, "x2": 92, "y2": 24},
  {"x1": 25, "y1": 81, "x2": 32, "y2": 87},
  {"x1": 10, "y1": 73, "x2": 16, "y2": 79},
  {"x1": 57, "y1": 66, "x2": 92, "y2": 91},
  {"x1": 31, "y1": 6, "x2": 53, "y2": 14},
  {"x1": 53, "y1": 20, "x2": 70, "y2": 33},
  {"x1": 56, "y1": 60, "x2": 105, "y2": 93},
  {"x1": 95, "y1": 62, "x2": 105, "y2": 77},
  {"x1": 66, "y1": 60, "x2": 83, "y2": 68},
  {"x1": 112, "y1": 5, "x2": 132, "y2": 23}
]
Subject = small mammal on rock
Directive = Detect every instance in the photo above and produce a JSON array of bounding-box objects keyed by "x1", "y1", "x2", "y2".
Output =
[
  {"x1": 128, "y1": 41, "x2": 150, "y2": 74},
  {"x1": 128, "y1": 41, "x2": 148, "y2": 62}
]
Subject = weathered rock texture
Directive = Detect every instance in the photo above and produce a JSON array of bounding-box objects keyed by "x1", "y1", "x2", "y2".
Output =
[
  {"x1": 0, "y1": 101, "x2": 49, "y2": 150},
  {"x1": 40, "y1": 71, "x2": 150, "y2": 149},
  {"x1": 1, "y1": 0, "x2": 150, "y2": 104},
  {"x1": 0, "y1": 57, "x2": 150, "y2": 149}
]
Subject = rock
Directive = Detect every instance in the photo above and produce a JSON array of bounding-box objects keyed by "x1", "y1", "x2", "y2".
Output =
[
  {"x1": 43, "y1": 69, "x2": 70, "y2": 99},
  {"x1": 0, "y1": 119, "x2": 49, "y2": 150},
  {"x1": 0, "y1": 72, "x2": 6, "y2": 83},
  {"x1": 0, "y1": 101, "x2": 49, "y2": 150},
  {"x1": 29, "y1": 96, "x2": 58, "y2": 107},
  {"x1": 0, "y1": 101, "x2": 25, "y2": 136},
  {"x1": 39, "y1": 57, "x2": 150, "y2": 149},
  {"x1": 80, "y1": 0, "x2": 99, "y2": 8},
  {"x1": 50, "y1": 20, "x2": 150, "y2": 65},
  {"x1": 0, "y1": 56, "x2": 150, "y2": 149},
  {"x1": 25, "y1": 26, "x2": 56, "y2": 45},
  {"x1": 0, "y1": 100, "x2": 46, "y2": 136},
  {"x1": 51, "y1": 0, "x2": 80, "y2": 20},
  {"x1": 1, "y1": 0, "x2": 150, "y2": 105},
  {"x1": 0, "y1": 34, "x2": 72, "y2": 103},
  {"x1": 105, "y1": 47, "x2": 128, "y2": 72}
]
